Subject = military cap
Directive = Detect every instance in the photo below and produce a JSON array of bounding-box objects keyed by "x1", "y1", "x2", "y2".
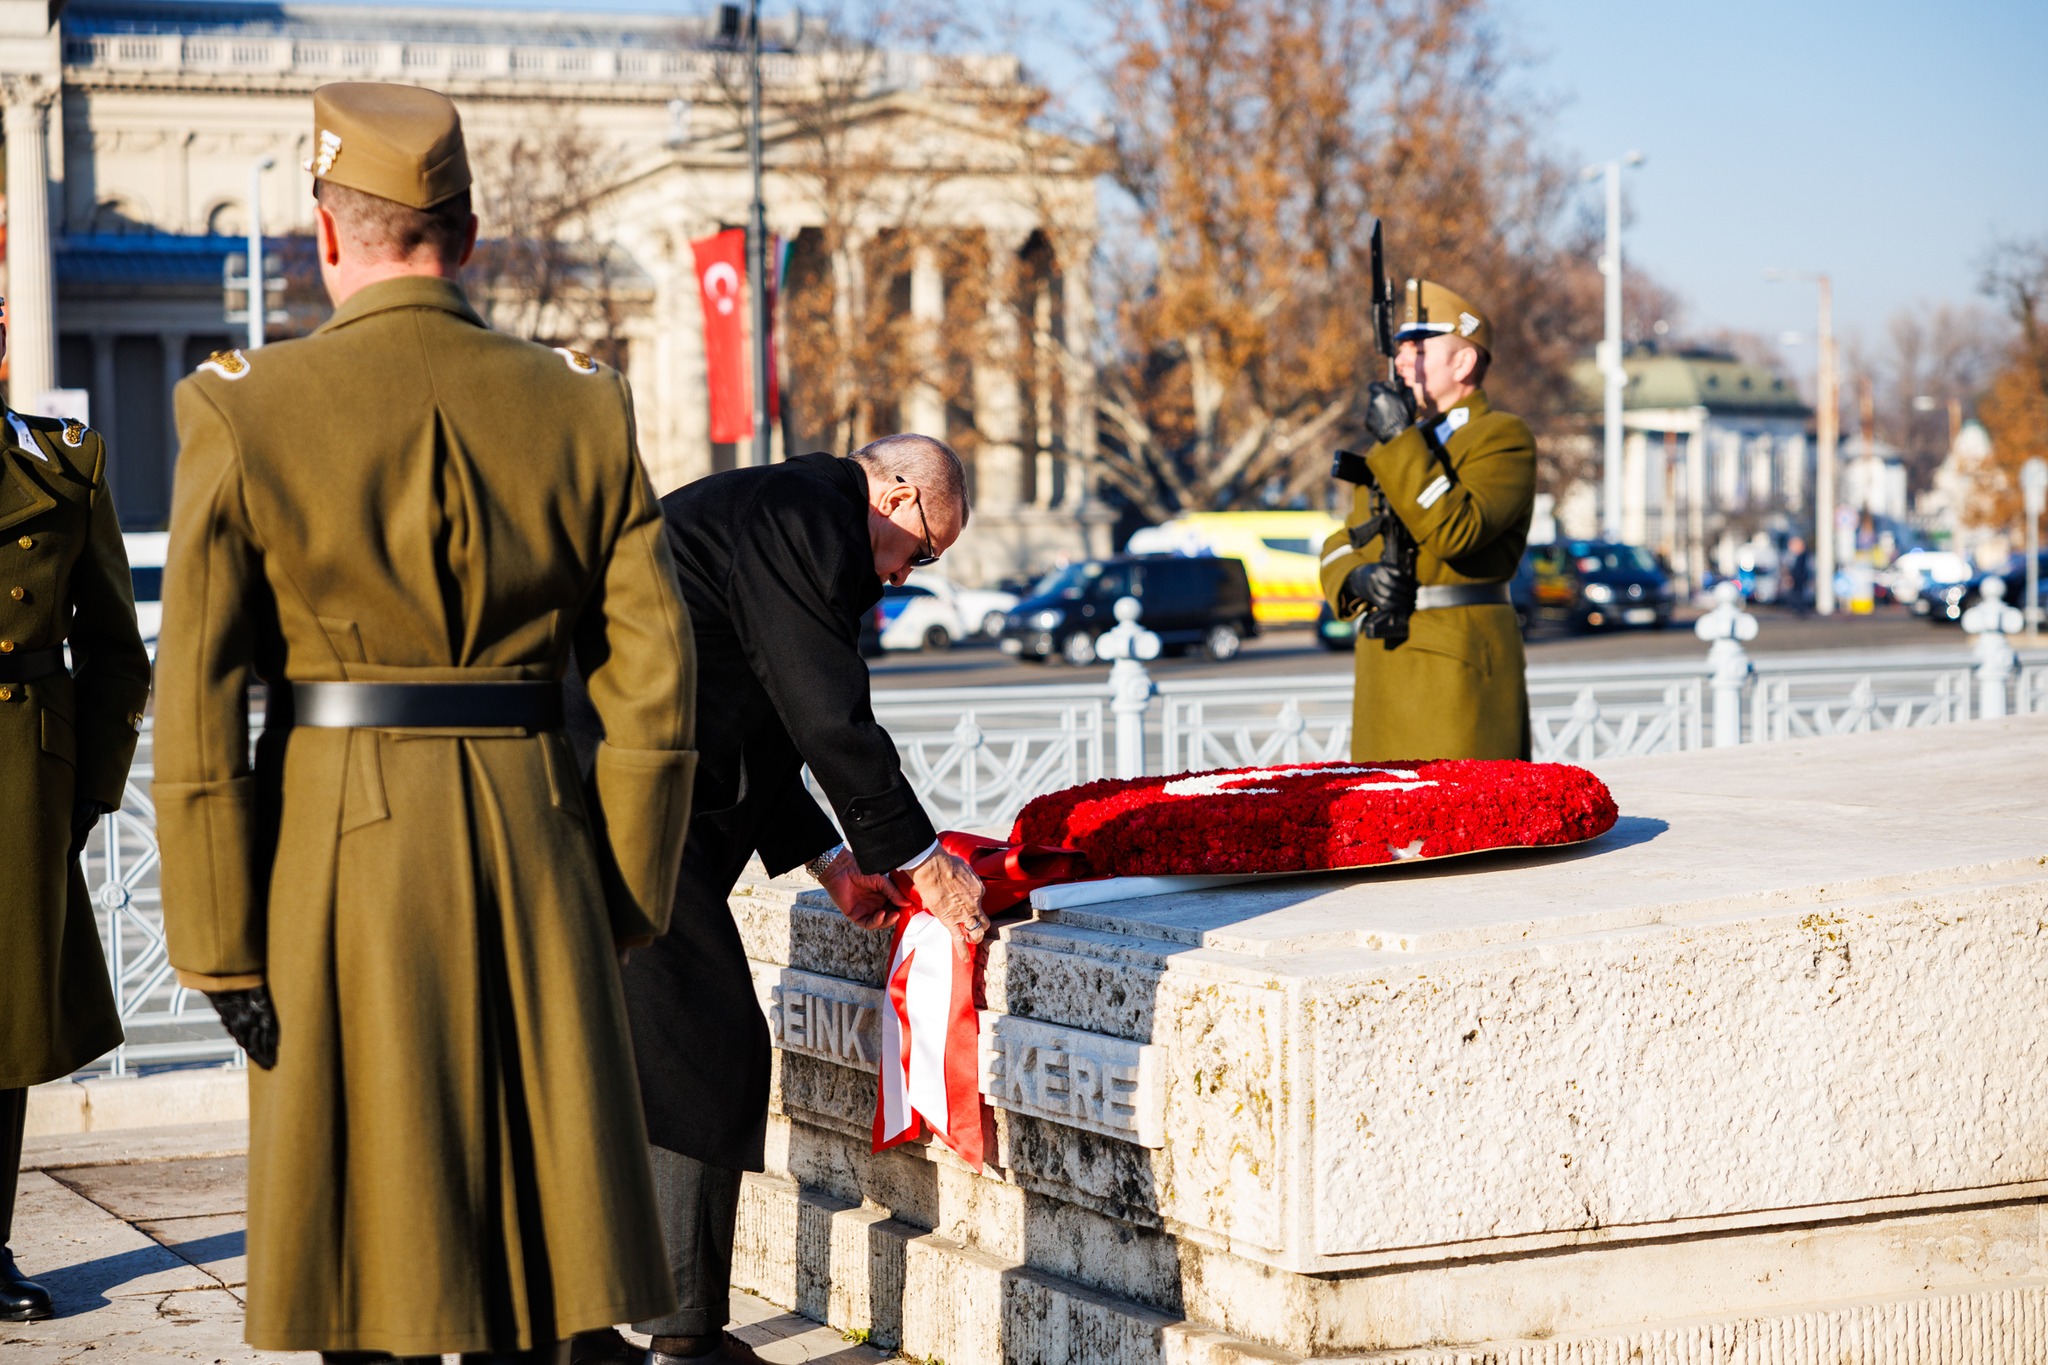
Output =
[
  {"x1": 1395, "y1": 279, "x2": 1492, "y2": 354},
  {"x1": 307, "y1": 82, "x2": 471, "y2": 209}
]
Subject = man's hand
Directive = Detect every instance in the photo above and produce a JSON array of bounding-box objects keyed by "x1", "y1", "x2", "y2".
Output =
[
  {"x1": 817, "y1": 849, "x2": 910, "y2": 930},
  {"x1": 1363, "y1": 380, "x2": 1418, "y2": 446},
  {"x1": 206, "y1": 986, "x2": 279, "y2": 1070},
  {"x1": 909, "y1": 849, "x2": 988, "y2": 959},
  {"x1": 1346, "y1": 562, "x2": 1417, "y2": 617},
  {"x1": 69, "y1": 799, "x2": 110, "y2": 861}
]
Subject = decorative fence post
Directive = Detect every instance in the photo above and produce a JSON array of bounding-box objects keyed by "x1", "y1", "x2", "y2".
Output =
[
  {"x1": 1098, "y1": 596, "x2": 1161, "y2": 777},
  {"x1": 1963, "y1": 576, "x2": 2022, "y2": 718},
  {"x1": 1693, "y1": 582, "x2": 1758, "y2": 746}
]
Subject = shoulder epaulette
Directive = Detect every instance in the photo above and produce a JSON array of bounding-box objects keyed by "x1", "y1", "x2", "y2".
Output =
[
  {"x1": 198, "y1": 349, "x2": 251, "y2": 381},
  {"x1": 61, "y1": 419, "x2": 89, "y2": 448},
  {"x1": 553, "y1": 347, "x2": 601, "y2": 375}
]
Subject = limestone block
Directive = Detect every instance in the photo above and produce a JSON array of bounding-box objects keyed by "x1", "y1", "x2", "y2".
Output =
[
  {"x1": 981, "y1": 1010, "x2": 1167, "y2": 1147},
  {"x1": 1152, "y1": 972, "x2": 1289, "y2": 1254},
  {"x1": 990, "y1": 927, "x2": 1172, "y2": 1041}
]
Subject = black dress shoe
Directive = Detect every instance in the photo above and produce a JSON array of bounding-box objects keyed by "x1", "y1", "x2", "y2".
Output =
[{"x1": 0, "y1": 1247, "x2": 54, "y2": 1322}]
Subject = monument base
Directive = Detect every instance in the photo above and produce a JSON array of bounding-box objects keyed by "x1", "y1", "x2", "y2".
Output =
[{"x1": 733, "y1": 719, "x2": 2048, "y2": 1362}]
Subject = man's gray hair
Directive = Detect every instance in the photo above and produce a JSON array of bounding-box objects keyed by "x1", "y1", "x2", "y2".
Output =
[{"x1": 849, "y1": 433, "x2": 971, "y2": 526}]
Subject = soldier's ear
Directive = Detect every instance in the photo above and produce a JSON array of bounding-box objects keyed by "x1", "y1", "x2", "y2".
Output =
[
  {"x1": 455, "y1": 214, "x2": 479, "y2": 270},
  {"x1": 316, "y1": 203, "x2": 343, "y2": 267}
]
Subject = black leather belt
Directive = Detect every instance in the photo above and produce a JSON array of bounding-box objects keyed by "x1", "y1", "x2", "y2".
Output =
[
  {"x1": 0, "y1": 645, "x2": 65, "y2": 683},
  {"x1": 291, "y1": 680, "x2": 563, "y2": 730},
  {"x1": 1415, "y1": 582, "x2": 1513, "y2": 610}
]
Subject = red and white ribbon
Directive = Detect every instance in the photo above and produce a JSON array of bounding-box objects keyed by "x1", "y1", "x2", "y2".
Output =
[{"x1": 872, "y1": 907, "x2": 983, "y2": 1166}]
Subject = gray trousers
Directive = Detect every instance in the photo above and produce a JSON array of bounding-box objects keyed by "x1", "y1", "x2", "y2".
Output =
[
  {"x1": 2, "y1": 1088, "x2": 24, "y2": 1247},
  {"x1": 634, "y1": 1144, "x2": 742, "y2": 1339}
]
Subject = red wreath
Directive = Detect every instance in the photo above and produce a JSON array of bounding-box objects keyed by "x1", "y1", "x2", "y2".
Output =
[{"x1": 1009, "y1": 759, "x2": 1617, "y2": 877}]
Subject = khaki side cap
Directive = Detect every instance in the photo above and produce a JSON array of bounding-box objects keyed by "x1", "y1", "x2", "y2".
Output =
[
  {"x1": 1397, "y1": 279, "x2": 1493, "y2": 354},
  {"x1": 310, "y1": 81, "x2": 471, "y2": 209}
]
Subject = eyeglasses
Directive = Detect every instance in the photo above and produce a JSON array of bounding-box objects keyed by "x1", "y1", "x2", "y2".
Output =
[{"x1": 894, "y1": 475, "x2": 940, "y2": 567}]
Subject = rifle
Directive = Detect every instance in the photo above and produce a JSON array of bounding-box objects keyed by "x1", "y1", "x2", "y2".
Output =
[{"x1": 1330, "y1": 218, "x2": 1419, "y2": 645}]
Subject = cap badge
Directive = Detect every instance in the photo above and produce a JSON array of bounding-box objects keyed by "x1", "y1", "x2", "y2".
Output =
[
  {"x1": 61, "y1": 419, "x2": 87, "y2": 448},
  {"x1": 313, "y1": 129, "x2": 343, "y2": 176},
  {"x1": 200, "y1": 349, "x2": 251, "y2": 381},
  {"x1": 1458, "y1": 311, "x2": 1480, "y2": 338},
  {"x1": 554, "y1": 347, "x2": 600, "y2": 374}
]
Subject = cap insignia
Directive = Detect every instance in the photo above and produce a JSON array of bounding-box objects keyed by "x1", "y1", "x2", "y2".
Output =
[
  {"x1": 313, "y1": 128, "x2": 343, "y2": 176},
  {"x1": 1458, "y1": 311, "x2": 1480, "y2": 338},
  {"x1": 61, "y1": 419, "x2": 87, "y2": 448},
  {"x1": 554, "y1": 347, "x2": 600, "y2": 375},
  {"x1": 200, "y1": 349, "x2": 251, "y2": 381}
]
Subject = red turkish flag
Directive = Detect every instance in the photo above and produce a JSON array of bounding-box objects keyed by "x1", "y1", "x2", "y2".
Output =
[
  {"x1": 692, "y1": 228, "x2": 781, "y2": 446},
  {"x1": 693, "y1": 228, "x2": 751, "y2": 443}
]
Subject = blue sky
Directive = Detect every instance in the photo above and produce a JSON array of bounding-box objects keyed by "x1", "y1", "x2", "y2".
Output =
[{"x1": 296, "y1": 0, "x2": 2048, "y2": 360}]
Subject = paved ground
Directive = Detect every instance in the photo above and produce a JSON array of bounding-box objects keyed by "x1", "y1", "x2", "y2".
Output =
[
  {"x1": 8, "y1": 1124, "x2": 881, "y2": 1364},
  {"x1": 868, "y1": 604, "x2": 1973, "y2": 689}
]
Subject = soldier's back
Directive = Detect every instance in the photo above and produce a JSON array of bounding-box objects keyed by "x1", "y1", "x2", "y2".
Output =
[{"x1": 176, "y1": 274, "x2": 633, "y2": 675}]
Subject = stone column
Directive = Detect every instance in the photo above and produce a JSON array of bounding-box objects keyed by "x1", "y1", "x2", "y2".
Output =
[
  {"x1": 1059, "y1": 235, "x2": 1098, "y2": 516},
  {"x1": 829, "y1": 229, "x2": 866, "y2": 451},
  {"x1": 971, "y1": 229, "x2": 1027, "y2": 514},
  {"x1": 3, "y1": 75, "x2": 59, "y2": 410},
  {"x1": 905, "y1": 242, "x2": 946, "y2": 439}
]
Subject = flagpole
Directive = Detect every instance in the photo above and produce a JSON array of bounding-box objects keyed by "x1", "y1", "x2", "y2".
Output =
[{"x1": 744, "y1": 0, "x2": 772, "y2": 465}]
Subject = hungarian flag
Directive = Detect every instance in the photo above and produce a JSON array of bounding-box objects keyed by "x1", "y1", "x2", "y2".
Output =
[
  {"x1": 871, "y1": 834, "x2": 1094, "y2": 1167},
  {"x1": 690, "y1": 228, "x2": 782, "y2": 446}
]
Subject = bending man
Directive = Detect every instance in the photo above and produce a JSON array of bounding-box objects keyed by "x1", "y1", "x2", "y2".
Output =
[{"x1": 568, "y1": 433, "x2": 986, "y2": 1365}]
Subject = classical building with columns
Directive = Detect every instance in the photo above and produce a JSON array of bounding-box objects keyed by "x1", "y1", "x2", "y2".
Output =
[{"x1": 0, "y1": 0, "x2": 1105, "y2": 583}]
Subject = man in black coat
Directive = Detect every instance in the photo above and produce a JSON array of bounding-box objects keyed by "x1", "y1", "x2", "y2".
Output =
[{"x1": 569, "y1": 433, "x2": 986, "y2": 1365}]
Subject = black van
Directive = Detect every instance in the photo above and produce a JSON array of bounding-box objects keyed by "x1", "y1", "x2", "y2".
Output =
[{"x1": 999, "y1": 555, "x2": 1260, "y2": 665}]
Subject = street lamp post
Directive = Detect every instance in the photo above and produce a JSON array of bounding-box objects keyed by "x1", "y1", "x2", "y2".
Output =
[
  {"x1": 2023, "y1": 457, "x2": 2047, "y2": 638},
  {"x1": 743, "y1": 0, "x2": 772, "y2": 466},
  {"x1": 1584, "y1": 152, "x2": 1643, "y2": 544},
  {"x1": 1766, "y1": 269, "x2": 1837, "y2": 615},
  {"x1": 247, "y1": 154, "x2": 275, "y2": 350}
]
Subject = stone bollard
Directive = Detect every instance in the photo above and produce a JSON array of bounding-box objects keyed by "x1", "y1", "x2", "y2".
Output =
[
  {"x1": 1962, "y1": 576, "x2": 2022, "y2": 719},
  {"x1": 1693, "y1": 581, "x2": 1758, "y2": 747},
  {"x1": 1097, "y1": 595, "x2": 1161, "y2": 777}
]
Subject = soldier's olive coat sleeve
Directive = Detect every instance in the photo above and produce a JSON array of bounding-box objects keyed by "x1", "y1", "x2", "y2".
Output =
[
  {"x1": 68, "y1": 436, "x2": 153, "y2": 809},
  {"x1": 572, "y1": 376, "x2": 697, "y2": 946},
  {"x1": 154, "y1": 382, "x2": 270, "y2": 991},
  {"x1": 1367, "y1": 410, "x2": 1536, "y2": 566}
]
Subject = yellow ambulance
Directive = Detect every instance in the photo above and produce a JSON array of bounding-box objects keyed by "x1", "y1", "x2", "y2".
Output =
[{"x1": 1124, "y1": 510, "x2": 1343, "y2": 625}]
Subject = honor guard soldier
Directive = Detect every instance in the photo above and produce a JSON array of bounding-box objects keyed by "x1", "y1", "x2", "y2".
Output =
[
  {"x1": 0, "y1": 317, "x2": 153, "y2": 1321},
  {"x1": 154, "y1": 84, "x2": 696, "y2": 1361},
  {"x1": 1320, "y1": 281, "x2": 1536, "y2": 761}
]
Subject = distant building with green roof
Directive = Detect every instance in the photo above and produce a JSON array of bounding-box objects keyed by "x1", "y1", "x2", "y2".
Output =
[{"x1": 1567, "y1": 346, "x2": 1812, "y2": 589}]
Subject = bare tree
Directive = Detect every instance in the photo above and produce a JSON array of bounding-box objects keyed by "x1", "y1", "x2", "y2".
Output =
[
  {"x1": 1971, "y1": 238, "x2": 2048, "y2": 531},
  {"x1": 464, "y1": 109, "x2": 642, "y2": 368},
  {"x1": 1081, "y1": 0, "x2": 1603, "y2": 522}
]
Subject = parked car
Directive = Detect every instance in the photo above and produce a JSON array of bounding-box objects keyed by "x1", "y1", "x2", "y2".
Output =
[
  {"x1": 123, "y1": 531, "x2": 168, "y2": 655},
  {"x1": 1525, "y1": 540, "x2": 1674, "y2": 632},
  {"x1": 1000, "y1": 555, "x2": 1259, "y2": 665},
  {"x1": 907, "y1": 569, "x2": 1017, "y2": 639},
  {"x1": 877, "y1": 581, "x2": 967, "y2": 651},
  {"x1": 1920, "y1": 552, "x2": 2048, "y2": 626}
]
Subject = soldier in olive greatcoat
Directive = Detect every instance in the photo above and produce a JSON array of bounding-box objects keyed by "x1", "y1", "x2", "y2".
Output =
[
  {"x1": 1321, "y1": 281, "x2": 1536, "y2": 761},
  {"x1": 154, "y1": 83, "x2": 696, "y2": 1361},
  {"x1": 0, "y1": 312, "x2": 153, "y2": 1321}
]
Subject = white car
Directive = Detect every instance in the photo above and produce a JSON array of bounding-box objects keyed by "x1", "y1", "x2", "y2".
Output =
[
  {"x1": 123, "y1": 531, "x2": 169, "y2": 656},
  {"x1": 878, "y1": 581, "x2": 970, "y2": 651},
  {"x1": 903, "y1": 570, "x2": 1018, "y2": 641}
]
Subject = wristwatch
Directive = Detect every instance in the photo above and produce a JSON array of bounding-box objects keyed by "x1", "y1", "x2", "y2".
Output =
[{"x1": 804, "y1": 842, "x2": 847, "y2": 882}]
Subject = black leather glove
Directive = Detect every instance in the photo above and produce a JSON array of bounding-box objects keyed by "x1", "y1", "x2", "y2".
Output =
[
  {"x1": 69, "y1": 799, "x2": 110, "y2": 861},
  {"x1": 1346, "y1": 563, "x2": 1417, "y2": 617},
  {"x1": 207, "y1": 986, "x2": 280, "y2": 1070},
  {"x1": 1363, "y1": 380, "x2": 1418, "y2": 446}
]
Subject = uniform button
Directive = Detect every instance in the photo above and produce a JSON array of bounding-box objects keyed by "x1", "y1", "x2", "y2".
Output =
[
  {"x1": 0, "y1": 686, "x2": 12, "y2": 702},
  {"x1": 8, "y1": 587, "x2": 21, "y2": 601},
  {"x1": 0, "y1": 640, "x2": 13, "y2": 653},
  {"x1": 16, "y1": 536, "x2": 31, "y2": 550}
]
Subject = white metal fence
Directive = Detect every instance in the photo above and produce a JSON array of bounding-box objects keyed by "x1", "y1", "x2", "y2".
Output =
[{"x1": 83, "y1": 615, "x2": 2048, "y2": 1074}]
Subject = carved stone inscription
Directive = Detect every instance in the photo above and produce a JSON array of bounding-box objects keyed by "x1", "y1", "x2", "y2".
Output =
[
  {"x1": 768, "y1": 969, "x2": 883, "y2": 1073},
  {"x1": 979, "y1": 1012, "x2": 1166, "y2": 1149},
  {"x1": 756, "y1": 966, "x2": 1167, "y2": 1149}
]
